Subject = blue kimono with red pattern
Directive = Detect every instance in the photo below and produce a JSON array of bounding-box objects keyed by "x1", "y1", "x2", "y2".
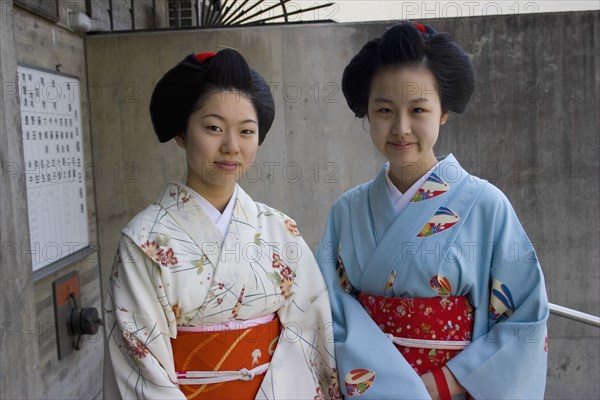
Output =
[{"x1": 317, "y1": 154, "x2": 548, "y2": 399}]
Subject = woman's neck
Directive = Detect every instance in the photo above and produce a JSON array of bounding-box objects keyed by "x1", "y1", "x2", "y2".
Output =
[
  {"x1": 388, "y1": 156, "x2": 438, "y2": 194},
  {"x1": 185, "y1": 179, "x2": 235, "y2": 213}
]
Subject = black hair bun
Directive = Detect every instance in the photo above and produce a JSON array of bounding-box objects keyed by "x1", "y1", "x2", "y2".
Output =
[
  {"x1": 150, "y1": 49, "x2": 274, "y2": 144},
  {"x1": 342, "y1": 22, "x2": 475, "y2": 117}
]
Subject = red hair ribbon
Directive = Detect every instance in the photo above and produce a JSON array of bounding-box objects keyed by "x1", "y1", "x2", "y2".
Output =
[
  {"x1": 413, "y1": 23, "x2": 427, "y2": 33},
  {"x1": 194, "y1": 52, "x2": 216, "y2": 63}
]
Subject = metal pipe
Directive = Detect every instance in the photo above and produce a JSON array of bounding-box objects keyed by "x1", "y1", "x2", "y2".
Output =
[
  {"x1": 207, "y1": 0, "x2": 221, "y2": 27},
  {"x1": 205, "y1": 1, "x2": 218, "y2": 26},
  {"x1": 238, "y1": 2, "x2": 334, "y2": 26},
  {"x1": 201, "y1": 0, "x2": 207, "y2": 26},
  {"x1": 550, "y1": 303, "x2": 600, "y2": 327},
  {"x1": 214, "y1": 0, "x2": 234, "y2": 26},
  {"x1": 233, "y1": 0, "x2": 289, "y2": 25},
  {"x1": 130, "y1": 0, "x2": 135, "y2": 30},
  {"x1": 152, "y1": 0, "x2": 157, "y2": 29},
  {"x1": 221, "y1": 0, "x2": 252, "y2": 25},
  {"x1": 108, "y1": 0, "x2": 114, "y2": 30},
  {"x1": 279, "y1": 0, "x2": 288, "y2": 23}
]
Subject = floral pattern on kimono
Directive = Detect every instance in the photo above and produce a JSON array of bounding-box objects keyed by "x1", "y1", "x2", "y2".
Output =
[{"x1": 105, "y1": 183, "x2": 340, "y2": 399}]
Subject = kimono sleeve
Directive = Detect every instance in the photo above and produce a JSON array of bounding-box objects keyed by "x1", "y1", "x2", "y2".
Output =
[
  {"x1": 104, "y1": 234, "x2": 186, "y2": 400},
  {"x1": 260, "y1": 238, "x2": 340, "y2": 400},
  {"x1": 446, "y1": 189, "x2": 549, "y2": 399},
  {"x1": 316, "y1": 207, "x2": 431, "y2": 399}
]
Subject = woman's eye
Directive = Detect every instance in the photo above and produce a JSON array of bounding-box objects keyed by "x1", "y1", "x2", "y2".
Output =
[
  {"x1": 412, "y1": 107, "x2": 425, "y2": 113},
  {"x1": 379, "y1": 108, "x2": 392, "y2": 114},
  {"x1": 207, "y1": 125, "x2": 222, "y2": 132},
  {"x1": 241, "y1": 129, "x2": 256, "y2": 136}
]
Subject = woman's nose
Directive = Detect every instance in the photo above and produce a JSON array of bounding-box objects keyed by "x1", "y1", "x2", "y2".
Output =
[
  {"x1": 221, "y1": 131, "x2": 240, "y2": 154},
  {"x1": 393, "y1": 114, "x2": 410, "y2": 135}
]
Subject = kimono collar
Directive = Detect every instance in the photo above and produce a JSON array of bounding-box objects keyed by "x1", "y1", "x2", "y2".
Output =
[
  {"x1": 156, "y1": 182, "x2": 222, "y2": 242},
  {"x1": 368, "y1": 166, "x2": 398, "y2": 243},
  {"x1": 368, "y1": 154, "x2": 461, "y2": 241},
  {"x1": 181, "y1": 183, "x2": 238, "y2": 236},
  {"x1": 434, "y1": 153, "x2": 462, "y2": 182},
  {"x1": 155, "y1": 182, "x2": 257, "y2": 268},
  {"x1": 384, "y1": 161, "x2": 439, "y2": 212}
]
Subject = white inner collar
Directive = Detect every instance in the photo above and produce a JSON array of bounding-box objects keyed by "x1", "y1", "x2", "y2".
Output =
[
  {"x1": 384, "y1": 162, "x2": 438, "y2": 213},
  {"x1": 181, "y1": 184, "x2": 237, "y2": 236}
]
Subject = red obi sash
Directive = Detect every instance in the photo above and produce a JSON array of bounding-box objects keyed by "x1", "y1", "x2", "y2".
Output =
[
  {"x1": 358, "y1": 293, "x2": 474, "y2": 375},
  {"x1": 171, "y1": 315, "x2": 281, "y2": 399}
]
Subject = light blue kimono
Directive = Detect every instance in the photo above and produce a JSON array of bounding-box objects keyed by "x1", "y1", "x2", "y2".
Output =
[{"x1": 317, "y1": 154, "x2": 548, "y2": 399}]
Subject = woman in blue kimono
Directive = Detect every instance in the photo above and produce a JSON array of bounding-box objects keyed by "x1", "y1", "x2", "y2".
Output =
[{"x1": 317, "y1": 22, "x2": 548, "y2": 399}]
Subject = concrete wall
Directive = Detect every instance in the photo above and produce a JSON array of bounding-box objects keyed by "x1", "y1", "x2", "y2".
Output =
[
  {"x1": 0, "y1": 0, "x2": 41, "y2": 398},
  {"x1": 86, "y1": 10, "x2": 599, "y2": 399},
  {"x1": 1, "y1": 0, "x2": 168, "y2": 398},
  {"x1": 5, "y1": 3, "x2": 104, "y2": 399},
  {"x1": 1, "y1": 4, "x2": 163, "y2": 396}
]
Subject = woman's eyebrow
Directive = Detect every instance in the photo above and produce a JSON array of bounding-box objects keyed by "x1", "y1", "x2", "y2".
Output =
[
  {"x1": 407, "y1": 97, "x2": 429, "y2": 103},
  {"x1": 201, "y1": 113, "x2": 225, "y2": 121},
  {"x1": 202, "y1": 114, "x2": 257, "y2": 125},
  {"x1": 372, "y1": 97, "x2": 393, "y2": 103},
  {"x1": 373, "y1": 97, "x2": 430, "y2": 103}
]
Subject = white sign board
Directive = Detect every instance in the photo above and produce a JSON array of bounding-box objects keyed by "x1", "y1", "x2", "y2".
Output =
[{"x1": 17, "y1": 65, "x2": 89, "y2": 272}]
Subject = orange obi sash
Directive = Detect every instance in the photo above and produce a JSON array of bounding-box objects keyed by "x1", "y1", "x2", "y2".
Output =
[
  {"x1": 358, "y1": 293, "x2": 474, "y2": 375},
  {"x1": 171, "y1": 314, "x2": 281, "y2": 399}
]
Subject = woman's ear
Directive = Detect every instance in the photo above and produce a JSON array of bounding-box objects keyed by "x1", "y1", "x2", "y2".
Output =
[
  {"x1": 440, "y1": 112, "x2": 449, "y2": 125},
  {"x1": 174, "y1": 133, "x2": 186, "y2": 149}
]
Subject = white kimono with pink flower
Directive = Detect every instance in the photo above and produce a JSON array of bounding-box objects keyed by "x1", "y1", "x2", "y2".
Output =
[{"x1": 104, "y1": 182, "x2": 339, "y2": 399}]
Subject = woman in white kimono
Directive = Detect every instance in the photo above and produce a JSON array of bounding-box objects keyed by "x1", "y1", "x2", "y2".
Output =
[
  {"x1": 317, "y1": 23, "x2": 549, "y2": 399},
  {"x1": 105, "y1": 49, "x2": 339, "y2": 400}
]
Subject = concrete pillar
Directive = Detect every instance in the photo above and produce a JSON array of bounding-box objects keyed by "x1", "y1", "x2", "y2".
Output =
[{"x1": 0, "y1": 0, "x2": 41, "y2": 398}]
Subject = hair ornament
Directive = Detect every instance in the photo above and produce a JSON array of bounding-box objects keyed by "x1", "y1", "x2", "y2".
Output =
[
  {"x1": 413, "y1": 22, "x2": 427, "y2": 33},
  {"x1": 411, "y1": 21, "x2": 437, "y2": 39},
  {"x1": 193, "y1": 52, "x2": 216, "y2": 63}
]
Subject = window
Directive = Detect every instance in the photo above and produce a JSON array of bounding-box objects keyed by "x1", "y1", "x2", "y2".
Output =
[{"x1": 169, "y1": 0, "x2": 195, "y2": 27}]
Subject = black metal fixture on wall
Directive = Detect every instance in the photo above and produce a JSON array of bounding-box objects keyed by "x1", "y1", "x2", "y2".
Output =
[{"x1": 198, "y1": 0, "x2": 335, "y2": 27}]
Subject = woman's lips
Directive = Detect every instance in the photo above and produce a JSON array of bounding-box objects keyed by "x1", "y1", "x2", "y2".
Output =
[
  {"x1": 215, "y1": 161, "x2": 240, "y2": 171},
  {"x1": 388, "y1": 141, "x2": 414, "y2": 149}
]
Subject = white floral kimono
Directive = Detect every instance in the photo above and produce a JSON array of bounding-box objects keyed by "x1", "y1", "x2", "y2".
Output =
[{"x1": 104, "y1": 182, "x2": 339, "y2": 399}]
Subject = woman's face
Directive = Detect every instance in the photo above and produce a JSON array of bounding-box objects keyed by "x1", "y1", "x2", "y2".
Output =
[
  {"x1": 175, "y1": 90, "x2": 259, "y2": 195},
  {"x1": 367, "y1": 66, "x2": 448, "y2": 175}
]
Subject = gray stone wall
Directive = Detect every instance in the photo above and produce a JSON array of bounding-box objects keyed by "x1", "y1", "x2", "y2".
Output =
[
  {"x1": 86, "y1": 11, "x2": 599, "y2": 398},
  {"x1": 10, "y1": 3, "x2": 104, "y2": 399},
  {"x1": 0, "y1": 1, "x2": 169, "y2": 398},
  {"x1": 0, "y1": 0, "x2": 41, "y2": 398},
  {"x1": 1, "y1": 3, "x2": 597, "y2": 397}
]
